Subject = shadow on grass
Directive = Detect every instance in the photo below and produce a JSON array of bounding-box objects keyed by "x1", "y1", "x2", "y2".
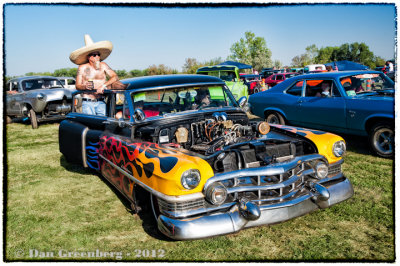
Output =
[
  {"x1": 59, "y1": 155, "x2": 173, "y2": 242},
  {"x1": 340, "y1": 134, "x2": 374, "y2": 157}
]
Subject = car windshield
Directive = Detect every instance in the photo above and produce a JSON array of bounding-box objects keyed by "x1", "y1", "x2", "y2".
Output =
[
  {"x1": 218, "y1": 71, "x2": 236, "y2": 82},
  {"x1": 340, "y1": 73, "x2": 394, "y2": 96},
  {"x1": 285, "y1": 74, "x2": 297, "y2": 79},
  {"x1": 131, "y1": 85, "x2": 237, "y2": 117},
  {"x1": 21, "y1": 78, "x2": 64, "y2": 91}
]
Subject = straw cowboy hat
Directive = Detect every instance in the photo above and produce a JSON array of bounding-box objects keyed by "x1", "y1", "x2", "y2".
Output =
[{"x1": 69, "y1": 34, "x2": 113, "y2": 65}]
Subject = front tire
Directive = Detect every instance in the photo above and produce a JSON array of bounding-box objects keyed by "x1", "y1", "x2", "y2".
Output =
[
  {"x1": 29, "y1": 109, "x2": 38, "y2": 129},
  {"x1": 369, "y1": 122, "x2": 394, "y2": 158},
  {"x1": 265, "y1": 112, "x2": 285, "y2": 125}
]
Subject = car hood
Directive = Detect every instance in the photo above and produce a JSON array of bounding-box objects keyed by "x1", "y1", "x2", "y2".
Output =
[{"x1": 25, "y1": 88, "x2": 73, "y2": 100}]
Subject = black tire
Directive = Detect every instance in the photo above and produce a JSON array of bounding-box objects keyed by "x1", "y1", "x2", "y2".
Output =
[
  {"x1": 29, "y1": 109, "x2": 38, "y2": 129},
  {"x1": 369, "y1": 122, "x2": 394, "y2": 158},
  {"x1": 265, "y1": 112, "x2": 285, "y2": 125}
]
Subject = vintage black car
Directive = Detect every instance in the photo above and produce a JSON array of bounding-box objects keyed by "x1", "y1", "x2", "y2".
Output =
[{"x1": 59, "y1": 74, "x2": 353, "y2": 240}]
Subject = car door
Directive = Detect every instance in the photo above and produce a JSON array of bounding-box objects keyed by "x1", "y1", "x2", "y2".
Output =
[
  {"x1": 275, "y1": 74, "x2": 284, "y2": 85},
  {"x1": 60, "y1": 91, "x2": 135, "y2": 168},
  {"x1": 6, "y1": 81, "x2": 24, "y2": 116},
  {"x1": 266, "y1": 75, "x2": 276, "y2": 87},
  {"x1": 294, "y1": 79, "x2": 347, "y2": 132}
]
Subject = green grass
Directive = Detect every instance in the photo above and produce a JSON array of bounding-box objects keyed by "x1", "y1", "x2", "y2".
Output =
[{"x1": 5, "y1": 122, "x2": 394, "y2": 261}]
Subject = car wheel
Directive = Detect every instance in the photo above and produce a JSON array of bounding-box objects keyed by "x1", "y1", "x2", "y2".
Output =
[
  {"x1": 29, "y1": 109, "x2": 38, "y2": 129},
  {"x1": 6, "y1": 116, "x2": 12, "y2": 124},
  {"x1": 369, "y1": 122, "x2": 394, "y2": 158},
  {"x1": 265, "y1": 112, "x2": 285, "y2": 125}
]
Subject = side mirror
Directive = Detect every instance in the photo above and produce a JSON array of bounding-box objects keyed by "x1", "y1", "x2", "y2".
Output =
[
  {"x1": 134, "y1": 109, "x2": 146, "y2": 121},
  {"x1": 238, "y1": 96, "x2": 247, "y2": 108}
]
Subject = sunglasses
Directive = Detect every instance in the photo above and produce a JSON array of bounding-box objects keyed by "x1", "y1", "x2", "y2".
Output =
[{"x1": 89, "y1": 53, "x2": 100, "y2": 57}]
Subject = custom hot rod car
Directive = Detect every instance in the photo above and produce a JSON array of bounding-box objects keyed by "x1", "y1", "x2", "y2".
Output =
[
  {"x1": 6, "y1": 76, "x2": 74, "y2": 128},
  {"x1": 196, "y1": 65, "x2": 248, "y2": 99},
  {"x1": 59, "y1": 74, "x2": 353, "y2": 240}
]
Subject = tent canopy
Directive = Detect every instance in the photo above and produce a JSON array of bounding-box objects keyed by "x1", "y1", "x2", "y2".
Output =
[
  {"x1": 218, "y1": 61, "x2": 252, "y2": 70},
  {"x1": 196, "y1": 65, "x2": 238, "y2": 73},
  {"x1": 325, "y1": 60, "x2": 369, "y2": 71}
]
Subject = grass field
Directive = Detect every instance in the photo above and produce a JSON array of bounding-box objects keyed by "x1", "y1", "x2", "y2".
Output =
[{"x1": 5, "y1": 122, "x2": 394, "y2": 261}]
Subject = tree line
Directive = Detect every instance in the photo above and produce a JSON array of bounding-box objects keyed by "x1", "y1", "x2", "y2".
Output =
[{"x1": 6, "y1": 31, "x2": 391, "y2": 82}]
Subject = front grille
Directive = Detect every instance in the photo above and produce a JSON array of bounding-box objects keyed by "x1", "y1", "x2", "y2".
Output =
[
  {"x1": 220, "y1": 161, "x2": 311, "y2": 205},
  {"x1": 157, "y1": 155, "x2": 343, "y2": 219}
]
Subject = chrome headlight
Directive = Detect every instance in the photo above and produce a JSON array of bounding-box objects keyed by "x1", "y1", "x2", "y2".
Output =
[
  {"x1": 205, "y1": 182, "x2": 227, "y2": 205},
  {"x1": 314, "y1": 161, "x2": 329, "y2": 179},
  {"x1": 37, "y1": 93, "x2": 45, "y2": 100},
  {"x1": 181, "y1": 169, "x2": 201, "y2": 190},
  {"x1": 332, "y1": 140, "x2": 346, "y2": 157}
]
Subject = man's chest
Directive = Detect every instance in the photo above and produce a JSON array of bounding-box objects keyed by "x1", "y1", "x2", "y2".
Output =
[{"x1": 83, "y1": 67, "x2": 106, "y2": 80}]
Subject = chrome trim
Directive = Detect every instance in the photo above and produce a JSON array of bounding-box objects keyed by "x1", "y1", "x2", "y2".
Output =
[
  {"x1": 203, "y1": 154, "x2": 326, "y2": 191},
  {"x1": 82, "y1": 127, "x2": 89, "y2": 168},
  {"x1": 329, "y1": 159, "x2": 344, "y2": 167},
  {"x1": 225, "y1": 168, "x2": 314, "y2": 194},
  {"x1": 227, "y1": 174, "x2": 300, "y2": 194},
  {"x1": 157, "y1": 176, "x2": 353, "y2": 240},
  {"x1": 99, "y1": 154, "x2": 204, "y2": 203}
]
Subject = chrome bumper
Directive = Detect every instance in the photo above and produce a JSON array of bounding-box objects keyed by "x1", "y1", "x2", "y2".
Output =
[{"x1": 157, "y1": 176, "x2": 353, "y2": 240}]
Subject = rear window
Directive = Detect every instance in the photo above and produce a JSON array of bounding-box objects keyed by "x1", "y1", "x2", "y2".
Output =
[{"x1": 340, "y1": 73, "x2": 394, "y2": 96}]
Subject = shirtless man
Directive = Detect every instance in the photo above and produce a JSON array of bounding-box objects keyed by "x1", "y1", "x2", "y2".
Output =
[{"x1": 70, "y1": 34, "x2": 118, "y2": 115}]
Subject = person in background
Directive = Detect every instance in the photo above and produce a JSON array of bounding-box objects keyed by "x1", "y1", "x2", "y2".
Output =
[
  {"x1": 386, "y1": 61, "x2": 394, "y2": 72},
  {"x1": 70, "y1": 34, "x2": 119, "y2": 116}
]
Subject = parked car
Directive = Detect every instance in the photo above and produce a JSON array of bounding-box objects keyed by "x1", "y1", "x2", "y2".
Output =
[
  {"x1": 375, "y1": 66, "x2": 395, "y2": 82},
  {"x1": 59, "y1": 74, "x2": 353, "y2": 240},
  {"x1": 56, "y1": 77, "x2": 76, "y2": 90},
  {"x1": 248, "y1": 71, "x2": 394, "y2": 158},
  {"x1": 6, "y1": 76, "x2": 73, "y2": 128},
  {"x1": 260, "y1": 68, "x2": 285, "y2": 79},
  {"x1": 304, "y1": 64, "x2": 326, "y2": 73},
  {"x1": 196, "y1": 65, "x2": 248, "y2": 99},
  {"x1": 265, "y1": 72, "x2": 299, "y2": 87},
  {"x1": 239, "y1": 74, "x2": 266, "y2": 94},
  {"x1": 291, "y1": 68, "x2": 304, "y2": 74}
]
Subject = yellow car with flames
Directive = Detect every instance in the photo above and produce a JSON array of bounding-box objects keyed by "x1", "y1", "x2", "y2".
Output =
[{"x1": 59, "y1": 74, "x2": 353, "y2": 240}]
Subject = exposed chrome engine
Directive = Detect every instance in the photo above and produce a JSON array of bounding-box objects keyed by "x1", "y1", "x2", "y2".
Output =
[{"x1": 135, "y1": 112, "x2": 313, "y2": 173}]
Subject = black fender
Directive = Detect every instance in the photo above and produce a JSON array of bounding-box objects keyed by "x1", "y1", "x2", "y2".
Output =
[{"x1": 59, "y1": 120, "x2": 103, "y2": 168}]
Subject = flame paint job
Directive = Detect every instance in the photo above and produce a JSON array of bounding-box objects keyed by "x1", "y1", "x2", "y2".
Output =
[
  {"x1": 98, "y1": 135, "x2": 214, "y2": 196},
  {"x1": 270, "y1": 124, "x2": 344, "y2": 163},
  {"x1": 86, "y1": 141, "x2": 100, "y2": 170}
]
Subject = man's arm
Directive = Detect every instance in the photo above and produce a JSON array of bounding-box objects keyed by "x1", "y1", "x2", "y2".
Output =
[
  {"x1": 102, "y1": 62, "x2": 119, "y2": 88},
  {"x1": 75, "y1": 65, "x2": 88, "y2": 90}
]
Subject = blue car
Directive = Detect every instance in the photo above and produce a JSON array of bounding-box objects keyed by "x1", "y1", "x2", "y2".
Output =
[{"x1": 248, "y1": 71, "x2": 394, "y2": 158}]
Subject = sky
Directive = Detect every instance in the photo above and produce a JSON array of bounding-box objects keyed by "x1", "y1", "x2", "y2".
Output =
[{"x1": 3, "y1": 3, "x2": 397, "y2": 77}]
